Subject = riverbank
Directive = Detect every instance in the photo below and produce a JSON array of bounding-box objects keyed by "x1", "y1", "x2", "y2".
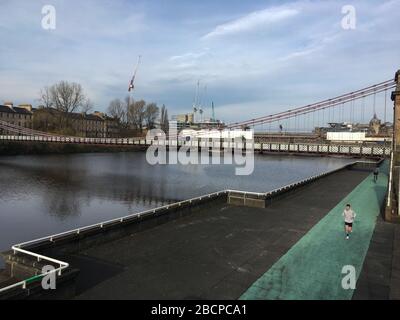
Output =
[{"x1": 0, "y1": 141, "x2": 146, "y2": 156}]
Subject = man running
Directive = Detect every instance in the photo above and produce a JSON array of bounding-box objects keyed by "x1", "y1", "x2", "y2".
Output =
[
  {"x1": 343, "y1": 204, "x2": 356, "y2": 240},
  {"x1": 373, "y1": 167, "x2": 379, "y2": 183}
]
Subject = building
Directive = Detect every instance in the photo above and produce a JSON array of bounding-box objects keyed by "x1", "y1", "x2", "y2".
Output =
[
  {"x1": 0, "y1": 100, "x2": 120, "y2": 138},
  {"x1": 0, "y1": 102, "x2": 33, "y2": 134},
  {"x1": 171, "y1": 113, "x2": 195, "y2": 131},
  {"x1": 67, "y1": 110, "x2": 119, "y2": 138},
  {"x1": 314, "y1": 115, "x2": 393, "y2": 138},
  {"x1": 369, "y1": 113, "x2": 381, "y2": 135},
  {"x1": 93, "y1": 111, "x2": 120, "y2": 138},
  {"x1": 68, "y1": 112, "x2": 107, "y2": 138},
  {"x1": 171, "y1": 112, "x2": 225, "y2": 131},
  {"x1": 33, "y1": 107, "x2": 120, "y2": 138}
]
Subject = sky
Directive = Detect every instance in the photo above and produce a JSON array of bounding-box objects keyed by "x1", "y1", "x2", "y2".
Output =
[{"x1": 0, "y1": 0, "x2": 399, "y2": 124}]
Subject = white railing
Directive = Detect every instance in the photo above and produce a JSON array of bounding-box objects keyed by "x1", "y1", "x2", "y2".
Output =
[
  {"x1": 0, "y1": 246, "x2": 69, "y2": 293},
  {"x1": 0, "y1": 134, "x2": 392, "y2": 156},
  {"x1": 0, "y1": 190, "x2": 226, "y2": 294},
  {"x1": 227, "y1": 160, "x2": 377, "y2": 200},
  {"x1": 387, "y1": 150, "x2": 394, "y2": 208}
]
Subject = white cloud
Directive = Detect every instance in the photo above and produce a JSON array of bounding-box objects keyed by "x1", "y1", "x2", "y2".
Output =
[
  {"x1": 202, "y1": 6, "x2": 299, "y2": 40},
  {"x1": 170, "y1": 51, "x2": 208, "y2": 61}
]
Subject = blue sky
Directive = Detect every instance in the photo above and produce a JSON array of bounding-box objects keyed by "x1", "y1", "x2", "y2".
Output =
[{"x1": 0, "y1": 0, "x2": 399, "y2": 123}]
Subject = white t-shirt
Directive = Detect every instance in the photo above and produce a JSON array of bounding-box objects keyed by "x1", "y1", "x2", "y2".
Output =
[{"x1": 343, "y1": 208, "x2": 356, "y2": 223}]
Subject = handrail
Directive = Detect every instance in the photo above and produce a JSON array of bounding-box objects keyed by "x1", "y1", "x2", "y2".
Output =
[
  {"x1": 0, "y1": 135, "x2": 392, "y2": 158},
  {"x1": 0, "y1": 246, "x2": 69, "y2": 293},
  {"x1": 0, "y1": 190, "x2": 227, "y2": 294},
  {"x1": 387, "y1": 150, "x2": 394, "y2": 208}
]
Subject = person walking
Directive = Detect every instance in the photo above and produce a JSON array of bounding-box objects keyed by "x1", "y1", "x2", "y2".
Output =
[
  {"x1": 373, "y1": 167, "x2": 379, "y2": 183},
  {"x1": 343, "y1": 204, "x2": 356, "y2": 240}
]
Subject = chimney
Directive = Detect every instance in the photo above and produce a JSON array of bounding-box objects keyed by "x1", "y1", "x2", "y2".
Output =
[
  {"x1": 3, "y1": 101, "x2": 13, "y2": 109},
  {"x1": 93, "y1": 111, "x2": 104, "y2": 118},
  {"x1": 18, "y1": 104, "x2": 32, "y2": 112}
]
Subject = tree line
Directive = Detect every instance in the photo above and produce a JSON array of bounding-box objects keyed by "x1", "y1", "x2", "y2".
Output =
[
  {"x1": 36, "y1": 80, "x2": 169, "y2": 136},
  {"x1": 107, "y1": 97, "x2": 169, "y2": 133}
]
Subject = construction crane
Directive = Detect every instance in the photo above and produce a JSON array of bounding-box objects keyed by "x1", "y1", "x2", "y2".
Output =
[
  {"x1": 199, "y1": 85, "x2": 207, "y2": 123},
  {"x1": 193, "y1": 80, "x2": 200, "y2": 122},
  {"x1": 128, "y1": 55, "x2": 141, "y2": 92}
]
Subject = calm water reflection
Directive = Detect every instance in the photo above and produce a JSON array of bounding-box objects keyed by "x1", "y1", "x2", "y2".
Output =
[{"x1": 0, "y1": 152, "x2": 353, "y2": 262}]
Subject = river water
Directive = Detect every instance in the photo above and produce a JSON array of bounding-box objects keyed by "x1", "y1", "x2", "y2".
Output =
[{"x1": 0, "y1": 152, "x2": 353, "y2": 264}]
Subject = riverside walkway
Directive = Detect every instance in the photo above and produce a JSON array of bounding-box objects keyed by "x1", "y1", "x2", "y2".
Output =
[
  {"x1": 241, "y1": 161, "x2": 389, "y2": 300},
  {"x1": 63, "y1": 165, "x2": 374, "y2": 299}
]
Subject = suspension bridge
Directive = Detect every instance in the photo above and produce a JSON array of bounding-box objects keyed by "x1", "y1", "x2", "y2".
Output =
[
  {"x1": 229, "y1": 78, "x2": 395, "y2": 130},
  {"x1": 0, "y1": 76, "x2": 396, "y2": 148}
]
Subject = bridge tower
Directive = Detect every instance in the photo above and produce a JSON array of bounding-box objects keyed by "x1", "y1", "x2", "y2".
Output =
[
  {"x1": 386, "y1": 70, "x2": 400, "y2": 222},
  {"x1": 392, "y1": 70, "x2": 400, "y2": 148}
]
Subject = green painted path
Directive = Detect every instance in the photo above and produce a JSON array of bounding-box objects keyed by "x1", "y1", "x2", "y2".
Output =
[{"x1": 240, "y1": 161, "x2": 389, "y2": 300}]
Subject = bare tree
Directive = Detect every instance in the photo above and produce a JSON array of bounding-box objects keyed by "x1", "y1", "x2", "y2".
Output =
[
  {"x1": 124, "y1": 96, "x2": 131, "y2": 118},
  {"x1": 81, "y1": 98, "x2": 94, "y2": 114},
  {"x1": 49, "y1": 81, "x2": 86, "y2": 114},
  {"x1": 144, "y1": 103, "x2": 159, "y2": 129},
  {"x1": 39, "y1": 86, "x2": 53, "y2": 109},
  {"x1": 127, "y1": 99, "x2": 146, "y2": 131},
  {"x1": 160, "y1": 104, "x2": 169, "y2": 133},
  {"x1": 107, "y1": 98, "x2": 126, "y2": 125},
  {"x1": 40, "y1": 81, "x2": 87, "y2": 129}
]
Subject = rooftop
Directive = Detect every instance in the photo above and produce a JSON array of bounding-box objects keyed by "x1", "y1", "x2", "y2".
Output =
[{"x1": 0, "y1": 105, "x2": 33, "y2": 115}]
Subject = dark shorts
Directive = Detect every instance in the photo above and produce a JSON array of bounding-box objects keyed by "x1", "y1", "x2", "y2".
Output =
[{"x1": 345, "y1": 222, "x2": 353, "y2": 227}]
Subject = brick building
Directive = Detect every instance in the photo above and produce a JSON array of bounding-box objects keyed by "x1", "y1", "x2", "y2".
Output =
[
  {"x1": 33, "y1": 107, "x2": 120, "y2": 138},
  {"x1": 0, "y1": 102, "x2": 119, "y2": 138},
  {"x1": 0, "y1": 102, "x2": 33, "y2": 134}
]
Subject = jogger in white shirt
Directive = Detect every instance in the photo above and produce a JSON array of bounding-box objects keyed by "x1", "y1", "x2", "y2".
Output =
[{"x1": 343, "y1": 204, "x2": 356, "y2": 240}]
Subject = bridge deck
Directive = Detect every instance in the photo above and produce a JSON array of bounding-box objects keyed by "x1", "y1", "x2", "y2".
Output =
[{"x1": 58, "y1": 167, "x2": 371, "y2": 299}]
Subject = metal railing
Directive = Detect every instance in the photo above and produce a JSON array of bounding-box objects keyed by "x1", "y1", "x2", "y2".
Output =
[
  {"x1": 227, "y1": 160, "x2": 377, "y2": 200},
  {"x1": 0, "y1": 246, "x2": 69, "y2": 293},
  {"x1": 0, "y1": 134, "x2": 392, "y2": 157},
  {"x1": 387, "y1": 150, "x2": 394, "y2": 209},
  {"x1": 0, "y1": 190, "x2": 226, "y2": 294}
]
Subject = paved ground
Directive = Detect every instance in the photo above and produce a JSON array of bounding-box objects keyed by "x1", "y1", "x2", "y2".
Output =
[
  {"x1": 241, "y1": 162, "x2": 388, "y2": 300},
  {"x1": 353, "y1": 214, "x2": 400, "y2": 300},
  {"x1": 0, "y1": 271, "x2": 16, "y2": 288},
  {"x1": 60, "y1": 167, "x2": 371, "y2": 299}
]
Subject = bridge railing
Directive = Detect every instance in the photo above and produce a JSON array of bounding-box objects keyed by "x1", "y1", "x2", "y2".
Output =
[{"x1": 0, "y1": 134, "x2": 392, "y2": 156}]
